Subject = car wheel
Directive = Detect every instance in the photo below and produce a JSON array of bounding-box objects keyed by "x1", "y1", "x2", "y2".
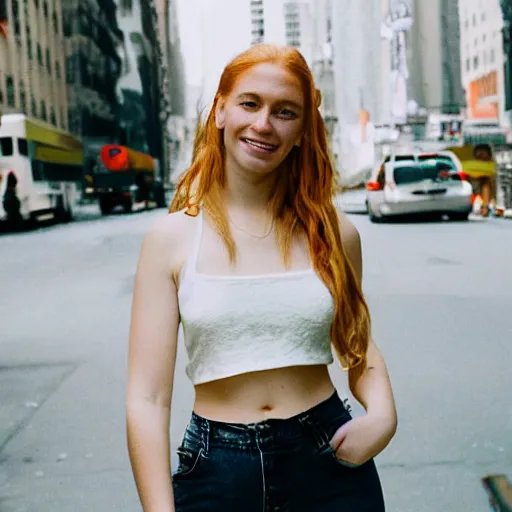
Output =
[
  {"x1": 123, "y1": 195, "x2": 133, "y2": 214},
  {"x1": 450, "y1": 211, "x2": 470, "y2": 221},
  {"x1": 367, "y1": 202, "x2": 382, "y2": 223}
]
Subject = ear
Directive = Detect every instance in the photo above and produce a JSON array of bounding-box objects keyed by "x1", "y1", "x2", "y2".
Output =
[{"x1": 215, "y1": 99, "x2": 226, "y2": 129}]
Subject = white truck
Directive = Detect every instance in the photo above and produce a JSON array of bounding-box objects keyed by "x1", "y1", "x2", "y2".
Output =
[{"x1": 0, "y1": 113, "x2": 83, "y2": 227}]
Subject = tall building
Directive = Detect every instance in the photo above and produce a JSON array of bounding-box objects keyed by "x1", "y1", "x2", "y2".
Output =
[
  {"x1": 250, "y1": 0, "x2": 265, "y2": 45},
  {"x1": 330, "y1": 0, "x2": 387, "y2": 185},
  {"x1": 459, "y1": 0, "x2": 505, "y2": 122},
  {"x1": 0, "y1": 0, "x2": 68, "y2": 129},
  {"x1": 283, "y1": 1, "x2": 314, "y2": 64},
  {"x1": 407, "y1": 0, "x2": 464, "y2": 114},
  {"x1": 309, "y1": 0, "x2": 336, "y2": 136},
  {"x1": 62, "y1": 0, "x2": 123, "y2": 142},
  {"x1": 115, "y1": 0, "x2": 155, "y2": 154},
  {"x1": 165, "y1": 0, "x2": 187, "y2": 174},
  {"x1": 249, "y1": 0, "x2": 315, "y2": 66},
  {"x1": 501, "y1": 0, "x2": 512, "y2": 121}
]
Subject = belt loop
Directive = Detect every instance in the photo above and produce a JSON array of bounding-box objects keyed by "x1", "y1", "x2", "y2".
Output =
[
  {"x1": 201, "y1": 418, "x2": 211, "y2": 456},
  {"x1": 300, "y1": 411, "x2": 329, "y2": 450}
]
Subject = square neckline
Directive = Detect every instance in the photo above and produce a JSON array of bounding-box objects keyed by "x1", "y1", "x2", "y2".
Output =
[{"x1": 182, "y1": 208, "x2": 315, "y2": 282}]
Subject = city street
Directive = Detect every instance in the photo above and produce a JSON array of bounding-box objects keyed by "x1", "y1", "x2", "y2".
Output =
[{"x1": 0, "y1": 204, "x2": 511, "y2": 512}]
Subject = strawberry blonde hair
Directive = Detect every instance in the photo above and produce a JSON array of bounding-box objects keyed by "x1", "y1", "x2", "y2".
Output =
[{"x1": 171, "y1": 44, "x2": 371, "y2": 379}]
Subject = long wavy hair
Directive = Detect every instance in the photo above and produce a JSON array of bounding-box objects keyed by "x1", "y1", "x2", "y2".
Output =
[{"x1": 170, "y1": 44, "x2": 371, "y2": 380}]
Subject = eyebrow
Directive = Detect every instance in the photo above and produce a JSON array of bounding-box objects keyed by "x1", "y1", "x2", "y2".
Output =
[{"x1": 235, "y1": 92, "x2": 304, "y2": 111}]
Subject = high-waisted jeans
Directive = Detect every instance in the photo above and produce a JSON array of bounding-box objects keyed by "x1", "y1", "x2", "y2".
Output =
[{"x1": 172, "y1": 391, "x2": 385, "y2": 511}]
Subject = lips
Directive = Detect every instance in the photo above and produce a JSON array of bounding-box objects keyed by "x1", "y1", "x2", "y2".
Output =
[{"x1": 242, "y1": 138, "x2": 278, "y2": 152}]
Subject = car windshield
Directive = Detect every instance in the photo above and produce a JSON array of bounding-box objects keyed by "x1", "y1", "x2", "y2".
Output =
[{"x1": 393, "y1": 158, "x2": 457, "y2": 185}]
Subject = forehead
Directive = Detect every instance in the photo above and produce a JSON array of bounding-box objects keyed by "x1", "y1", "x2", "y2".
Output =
[{"x1": 230, "y1": 63, "x2": 304, "y2": 105}]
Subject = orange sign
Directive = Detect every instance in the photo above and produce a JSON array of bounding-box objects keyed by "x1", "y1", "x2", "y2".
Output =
[{"x1": 467, "y1": 71, "x2": 499, "y2": 120}]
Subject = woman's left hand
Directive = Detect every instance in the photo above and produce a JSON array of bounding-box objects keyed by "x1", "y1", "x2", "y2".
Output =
[{"x1": 329, "y1": 414, "x2": 396, "y2": 467}]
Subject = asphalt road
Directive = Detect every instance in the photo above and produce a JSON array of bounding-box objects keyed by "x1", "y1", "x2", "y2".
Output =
[{"x1": 0, "y1": 203, "x2": 511, "y2": 512}]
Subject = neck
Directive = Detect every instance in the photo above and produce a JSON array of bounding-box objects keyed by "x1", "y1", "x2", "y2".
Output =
[{"x1": 224, "y1": 160, "x2": 278, "y2": 212}]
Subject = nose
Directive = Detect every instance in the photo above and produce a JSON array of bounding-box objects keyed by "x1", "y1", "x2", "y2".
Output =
[{"x1": 252, "y1": 108, "x2": 272, "y2": 133}]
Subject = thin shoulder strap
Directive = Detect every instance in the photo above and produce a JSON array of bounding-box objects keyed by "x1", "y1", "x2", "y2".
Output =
[{"x1": 182, "y1": 208, "x2": 203, "y2": 281}]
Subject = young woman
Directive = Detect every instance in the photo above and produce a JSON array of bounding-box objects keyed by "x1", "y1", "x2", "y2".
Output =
[{"x1": 126, "y1": 44, "x2": 397, "y2": 511}]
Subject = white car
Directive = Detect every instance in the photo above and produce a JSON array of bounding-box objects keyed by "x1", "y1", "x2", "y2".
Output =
[{"x1": 366, "y1": 152, "x2": 473, "y2": 222}]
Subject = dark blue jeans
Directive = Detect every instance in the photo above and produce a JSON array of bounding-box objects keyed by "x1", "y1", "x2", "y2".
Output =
[{"x1": 172, "y1": 391, "x2": 385, "y2": 511}]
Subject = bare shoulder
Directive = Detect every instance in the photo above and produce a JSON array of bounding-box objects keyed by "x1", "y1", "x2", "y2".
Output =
[
  {"x1": 335, "y1": 207, "x2": 363, "y2": 281},
  {"x1": 145, "y1": 208, "x2": 196, "y2": 240},
  {"x1": 335, "y1": 208, "x2": 360, "y2": 243},
  {"x1": 140, "y1": 209, "x2": 199, "y2": 277}
]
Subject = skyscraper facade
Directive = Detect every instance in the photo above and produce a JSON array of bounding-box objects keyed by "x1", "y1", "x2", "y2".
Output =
[
  {"x1": 459, "y1": 0, "x2": 505, "y2": 122},
  {"x1": 0, "y1": 0, "x2": 68, "y2": 129}
]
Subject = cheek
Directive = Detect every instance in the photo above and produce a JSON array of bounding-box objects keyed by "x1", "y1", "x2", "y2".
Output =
[
  {"x1": 277, "y1": 124, "x2": 303, "y2": 148},
  {"x1": 224, "y1": 111, "x2": 251, "y2": 137}
]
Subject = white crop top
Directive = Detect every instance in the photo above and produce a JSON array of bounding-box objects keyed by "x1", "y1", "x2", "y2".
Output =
[{"x1": 178, "y1": 209, "x2": 334, "y2": 385}]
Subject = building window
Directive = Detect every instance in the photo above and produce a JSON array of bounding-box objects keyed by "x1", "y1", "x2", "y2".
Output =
[
  {"x1": 6, "y1": 75, "x2": 15, "y2": 107},
  {"x1": 41, "y1": 100, "x2": 47, "y2": 121},
  {"x1": 50, "y1": 107, "x2": 56, "y2": 126},
  {"x1": 46, "y1": 48, "x2": 52, "y2": 73},
  {"x1": 12, "y1": 0, "x2": 21, "y2": 36},
  {"x1": 20, "y1": 84, "x2": 27, "y2": 112},
  {"x1": 120, "y1": 0, "x2": 133, "y2": 15},
  {"x1": 37, "y1": 44, "x2": 43, "y2": 65},
  {"x1": 53, "y1": 11, "x2": 59, "y2": 33},
  {"x1": 473, "y1": 55, "x2": 479, "y2": 69},
  {"x1": 66, "y1": 56, "x2": 75, "y2": 83},
  {"x1": 63, "y1": 13, "x2": 72, "y2": 36},
  {"x1": 31, "y1": 96, "x2": 37, "y2": 115},
  {"x1": 466, "y1": 58, "x2": 470, "y2": 71},
  {"x1": 34, "y1": 0, "x2": 39, "y2": 8},
  {"x1": 490, "y1": 48, "x2": 495, "y2": 63},
  {"x1": 56, "y1": 61, "x2": 61, "y2": 79},
  {"x1": 43, "y1": 1, "x2": 48, "y2": 17},
  {"x1": 27, "y1": 39, "x2": 32, "y2": 60}
]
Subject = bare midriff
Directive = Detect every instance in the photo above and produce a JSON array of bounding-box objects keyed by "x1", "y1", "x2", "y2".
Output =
[{"x1": 192, "y1": 364, "x2": 335, "y2": 423}]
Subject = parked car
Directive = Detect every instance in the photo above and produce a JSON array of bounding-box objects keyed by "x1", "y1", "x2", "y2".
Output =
[{"x1": 366, "y1": 152, "x2": 473, "y2": 222}]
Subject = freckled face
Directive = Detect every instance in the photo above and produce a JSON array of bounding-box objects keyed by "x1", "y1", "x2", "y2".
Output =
[{"x1": 215, "y1": 63, "x2": 305, "y2": 175}]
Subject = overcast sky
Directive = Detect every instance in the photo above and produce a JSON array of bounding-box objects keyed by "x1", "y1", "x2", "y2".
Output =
[{"x1": 176, "y1": 0, "x2": 251, "y2": 97}]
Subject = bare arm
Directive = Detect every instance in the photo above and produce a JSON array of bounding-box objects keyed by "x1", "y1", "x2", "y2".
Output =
[
  {"x1": 338, "y1": 213, "x2": 397, "y2": 437},
  {"x1": 126, "y1": 217, "x2": 181, "y2": 511}
]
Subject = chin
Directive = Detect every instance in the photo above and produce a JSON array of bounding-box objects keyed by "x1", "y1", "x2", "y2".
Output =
[
  {"x1": 243, "y1": 159, "x2": 280, "y2": 175},
  {"x1": 235, "y1": 154, "x2": 280, "y2": 175}
]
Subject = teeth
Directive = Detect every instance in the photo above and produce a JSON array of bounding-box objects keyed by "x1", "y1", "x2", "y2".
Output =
[{"x1": 245, "y1": 139, "x2": 275, "y2": 150}]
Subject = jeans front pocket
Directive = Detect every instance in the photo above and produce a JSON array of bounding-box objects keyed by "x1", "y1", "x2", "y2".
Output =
[
  {"x1": 173, "y1": 444, "x2": 205, "y2": 478},
  {"x1": 173, "y1": 421, "x2": 207, "y2": 479}
]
